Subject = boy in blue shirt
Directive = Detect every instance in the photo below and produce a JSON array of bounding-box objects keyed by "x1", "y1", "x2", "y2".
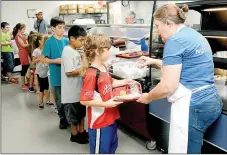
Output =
[{"x1": 40, "y1": 16, "x2": 69, "y2": 129}]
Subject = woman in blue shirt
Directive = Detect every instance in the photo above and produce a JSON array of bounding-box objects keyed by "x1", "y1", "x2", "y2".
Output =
[{"x1": 137, "y1": 4, "x2": 223, "y2": 154}]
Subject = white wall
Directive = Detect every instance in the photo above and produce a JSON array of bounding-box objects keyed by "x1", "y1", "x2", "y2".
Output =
[
  {"x1": 111, "y1": 1, "x2": 200, "y2": 26},
  {"x1": 1, "y1": 1, "x2": 96, "y2": 33},
  {"x1": 2, "y1": 1, "x2": 201, "y2": 32}
]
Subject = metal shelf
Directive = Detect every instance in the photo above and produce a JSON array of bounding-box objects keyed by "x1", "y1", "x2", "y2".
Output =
[
  {"x1": 176, "y1": 0, "x2": 227, "y2": 8},
  {"x1": 199, "y1": 30, "x2": 227, "y2": 37},
  {"x1": 213, "y1": 57, "x2": 227, "y2": 70}
]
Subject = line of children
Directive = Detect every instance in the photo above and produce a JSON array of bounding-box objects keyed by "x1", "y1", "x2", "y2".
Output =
[{"x1": 6, "y1": 18, "x2": 139, "y2": 153}]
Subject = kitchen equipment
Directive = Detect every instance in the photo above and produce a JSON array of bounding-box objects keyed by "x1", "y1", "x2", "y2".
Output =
[
  {"x1": 96, "y1": 19, "x2": 106, "y2": 24},
  {"x1": 136, "y1": 18, "x2": 144, "y2": 24},
  {"x1": 216, "y1": 51, "x2": 227, "y2": 58},
  {"x1": 73, "y1": 19, "x2": 95, "y2": 25}
]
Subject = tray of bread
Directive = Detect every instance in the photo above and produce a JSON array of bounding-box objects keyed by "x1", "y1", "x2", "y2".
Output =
[
  {"x1": 116, "y1": 51, "x2": 148, "y2": 59},
  {"x1": 113, "y1": 82, "x2": 142, "y2": 102}
]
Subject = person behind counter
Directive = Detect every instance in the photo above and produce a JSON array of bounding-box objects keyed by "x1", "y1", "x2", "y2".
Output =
[
  {"x1": 136, "y1": 4, "x2": 223, "y2": 154},
  {"x1": 113, "y1": 11, "x2": 148, "y2": 52}
]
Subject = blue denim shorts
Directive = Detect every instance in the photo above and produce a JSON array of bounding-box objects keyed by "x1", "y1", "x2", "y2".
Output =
[{"x1": 1, "y1": 52, "x2": 14, "y2": 73}]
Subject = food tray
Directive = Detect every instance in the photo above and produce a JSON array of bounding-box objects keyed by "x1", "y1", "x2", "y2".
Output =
[
  {"x1": 113, "y1": 82, "x2": 142, "y2": 102},
  {"x1": 116, "y1": 51, "x2": 147, "y2": 59}
]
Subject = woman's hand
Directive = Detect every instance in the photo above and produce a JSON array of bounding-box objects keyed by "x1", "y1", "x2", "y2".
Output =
[
  {"x1": 136, "y1": 93, "x2": 151, "y2": 104},
  {"x1": 136, "y1": 56, "x2": 162, "y2": 69},
  {"x1": 136, "y1": 56, "x2": 152, "y2": 68}
]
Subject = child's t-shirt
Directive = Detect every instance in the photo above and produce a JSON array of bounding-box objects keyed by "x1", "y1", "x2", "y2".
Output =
[
  {"x1": 32, "y1": 48, "x2": 48, "y2": 78},
  {"x1": 42, "y1": 36, "x2": 69, "y2": 86},
  {"x1": 1, "y1": 32, "x2": 13, "y2": 52},
  {"x1": 61, "y1": 46, "x2": 83, "y2": 103},
  {"x1": 80, "y1": 67, "x2": 120, "y2": 129}
]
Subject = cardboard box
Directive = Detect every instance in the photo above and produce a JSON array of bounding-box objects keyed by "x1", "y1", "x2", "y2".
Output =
[
  {"x1": 87, "y1": 4, "x2": 94, "y2": 8},
  {"x1": 94, "y1": 8, "x2": 101, "y2": 13},
  {"x1": 68, "y1": 4, "x2": 77, "y2": 10},
  {"x1": 59, "y1": 5, "x2": 68, "y2": 9},
  {"x1": 78, "y1": 8, "x2": 86, "y2": 14},
  {"x1": 59, "y1": 9, "x2": 68, "y2": 15},
  {"x1": 86, "y1": 8, "x2": 95, "y2": 13},
  {"x1": 68, "y1": 9, "x2": 77, "y2": 14},
  {"x1": 78, "y1": 4, "x2": 85, "y2": 9}
]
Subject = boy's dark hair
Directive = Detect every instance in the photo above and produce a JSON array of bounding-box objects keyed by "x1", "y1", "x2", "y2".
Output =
[
  {"x1": 1, "y1": 22, "x2": 9, "y2": 29},
  {"x1": 68, "y1": 25, "x2": 87, "y2": 40},
  {"x1": 50, "y1": 16, "x2": 65, "y2": 27}
]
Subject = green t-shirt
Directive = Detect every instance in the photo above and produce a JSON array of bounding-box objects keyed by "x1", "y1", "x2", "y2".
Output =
[{"x1": 1, "y1": 32, "x2": 13, "y2": 52}]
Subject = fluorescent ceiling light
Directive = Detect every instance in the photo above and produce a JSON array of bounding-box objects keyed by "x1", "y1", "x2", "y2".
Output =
[
  {"x1": 205, "y1": 36, "x2": 227, "y2": 39},
  {"x1": 203, "y1": 8, "x2": 227, "y2": 11}
]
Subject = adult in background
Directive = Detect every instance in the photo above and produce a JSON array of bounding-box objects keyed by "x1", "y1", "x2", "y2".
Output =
[
  {"x1": 34, "y1": 9, "x2": 49, "y2": 34},
  {"x1": 113, "y1": 11, "x2": 148, "y2": 52},
  {"x1": 136, "y1": 4, "x2": 223, "y2": 153}
]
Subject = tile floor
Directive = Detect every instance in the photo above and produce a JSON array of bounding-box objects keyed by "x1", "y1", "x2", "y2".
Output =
[{"x1": 1, "y1": 82, "x2": 161, "y2": 154}]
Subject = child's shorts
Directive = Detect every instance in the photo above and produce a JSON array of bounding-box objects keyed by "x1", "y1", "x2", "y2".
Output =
[
  {"x1": 88, "y1": 122, "x2": 118, "y2": 154},
  {"x1": 37, "y1": 75, "x2": 49, "y2": 92},
  {"x1": 63, "y1": 102, "x2": 86, "y2": 125}
]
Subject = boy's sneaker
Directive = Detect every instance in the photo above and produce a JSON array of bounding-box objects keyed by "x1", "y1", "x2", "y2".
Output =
[
  {"x1": 70, "y1": 133, "x2": 89, "y2": 144},
  {"x1": 39, "y1": 104, "x2": 44, "y2": 109},
  {"x1": 59, "y1": 119, "x2": 68, "y2": 129},
  {"x1": 46, "y1": 101, "x2": 54, "y2": 106},
  {"x1": 29, "y1": 87, "x2": 35, "y2": 92},
  {"x1": 80, "y1": 130, "x2": 89, "y2": 140},
  {"x1": 54, "y1": 107, "x2": 58, "y2": 114}
]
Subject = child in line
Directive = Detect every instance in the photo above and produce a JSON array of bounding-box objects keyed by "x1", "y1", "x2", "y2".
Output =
[
  {"x1": 80, "y1": 34, "x2": 136, "y2": 154},
  {"x1": 28, "y1": 31, "x2": 40, "y2": 92},
  {"x1": 61, "y1": 25, "x2": 88, "y2": 144},
  {"x1": 40, "y1": 16, "x2": 69, "y2": 129},
  {"x1": 32, "y1": 35, "x2": 50, "y2": 109},
  {"x1": 1, "y1": 22, "x2": 18, "y2": 84},
  {"x1": 13, "y1": 23, "x2": 30, "y2": 90}
]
